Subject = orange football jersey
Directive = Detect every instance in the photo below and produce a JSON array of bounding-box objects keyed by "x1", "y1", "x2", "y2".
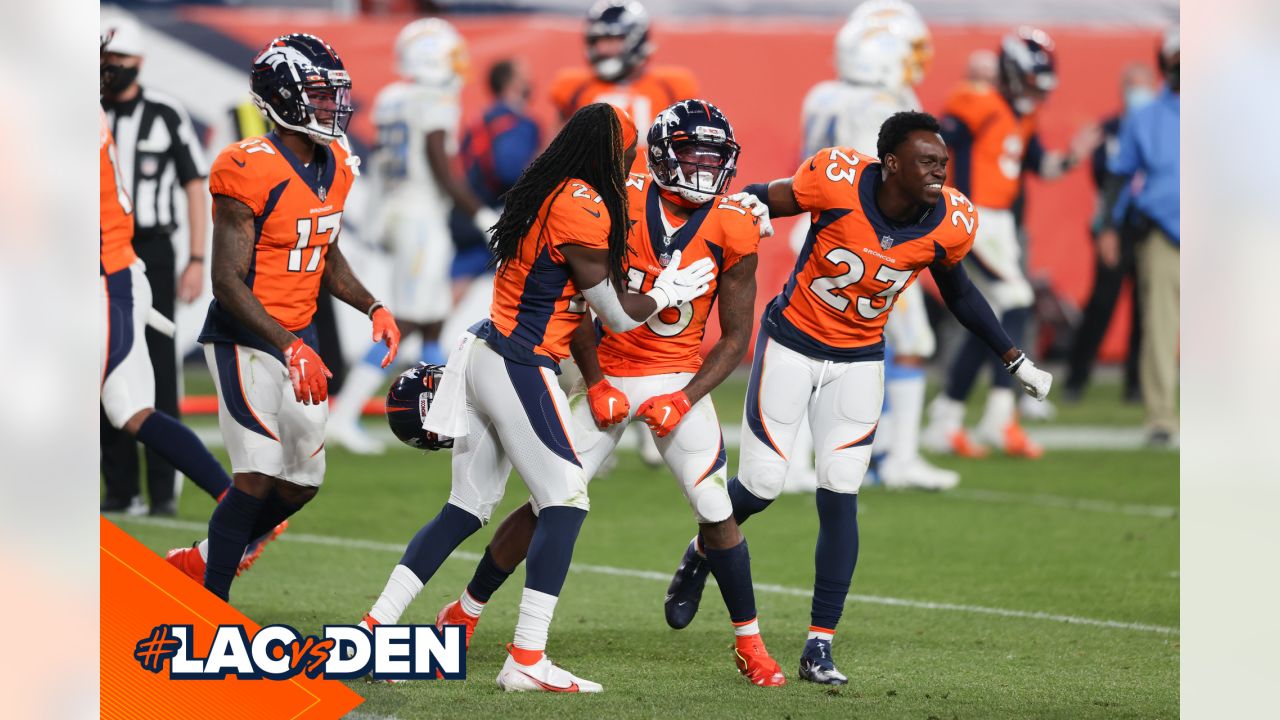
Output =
[
  {"x1": 596, "y1": 174, "x2": 760, "y2": 376},
  {"x1": 200, "y1": 133, "x2": 355, "y2": 349},
  {"x1": 941, "y1": 83, "x2": 1038, "y2": 210},
  {"x1": 100, "y1": 108, "x2": 136, "y2": 275},
  {"x1": 477, "y1": 177, "x2": 613, "y2": 369},
  {"x1": 763, "y1": 147, "x2": 977, "y2": 361},
  {"x1": 549, "y1": 65, "x2": 699, "y2": 140}
]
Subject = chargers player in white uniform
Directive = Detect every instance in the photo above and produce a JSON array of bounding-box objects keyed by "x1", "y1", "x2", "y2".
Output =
[
  {"x1": 328, "y1": 18, "x2": 500, "y2": 454},
  {"x1": 788, "y1": 0, "x2": 956, "y2": 491}
]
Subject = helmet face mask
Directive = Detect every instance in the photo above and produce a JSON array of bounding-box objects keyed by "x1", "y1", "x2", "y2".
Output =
[
  {"x1": 999, "y1": 27, "x2": 1057, "y2": 113},
  {"x1": 647, "y1": 100, "x2": 740, "y2": 206},
  {"x1": 585, "y1": 1, "x2": 652, "y2": 82},
  {"x1": 251, "y1": 34, "x2": 354, "y2": 145}
]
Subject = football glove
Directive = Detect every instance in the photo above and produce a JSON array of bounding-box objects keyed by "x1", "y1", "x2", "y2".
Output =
[
  {"x1": 647, "y1": 249, "x2": 716, "y2": 312},
  {"x1": 1006, "y1": 353, "x2": 1053, "y2": 401},
  {"x1": 473, "y1": 206, "x2": 501, "y2": 238},
  {"x1": 586, "y1": 379, "x2": 629, "y2": 428},
  {"x1": 371, "y1": 305, "x2": 401, "y2": 368},
  {"x1": 636, "y1": 391, "x2": 692, "y2": 438},
  {"x1": 285, "y1": 338, "x2": 332, "y2": 405},
  {"x1": 726, "y1": 191, "x2": 774, "y2": 239}
]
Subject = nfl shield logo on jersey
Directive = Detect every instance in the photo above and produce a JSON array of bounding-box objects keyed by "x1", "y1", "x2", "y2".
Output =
[
  {"x1": 880, "y1": 235, "x2": 894, "y2": 250},
  {"x1": 318, "y1": 185, "x2": 327, "y2": 202}
]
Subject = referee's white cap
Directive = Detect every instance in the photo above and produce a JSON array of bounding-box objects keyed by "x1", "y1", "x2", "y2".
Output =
[{"x1": 101, "y1": 14, "x2": 145, "y2": 57}]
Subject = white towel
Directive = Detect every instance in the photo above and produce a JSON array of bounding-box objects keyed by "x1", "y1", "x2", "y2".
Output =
[{"x1": 423, "y1": 331, "x2": 476, "y2": 438}]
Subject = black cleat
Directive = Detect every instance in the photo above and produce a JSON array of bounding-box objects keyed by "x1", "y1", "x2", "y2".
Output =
[
  {"x1": 664, "y1": 538, "x2": 710, "y2": 629},
  {"x1": 798, "y1": 638, "x2": 848, "y2": 685}
]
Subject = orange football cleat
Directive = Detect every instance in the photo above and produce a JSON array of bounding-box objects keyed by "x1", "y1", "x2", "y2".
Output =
[
  {"x1": 949, "y1": 429, "x2": 990, "y2": 458},
  {"x1": 734, "y1": 635, "x2": 787, "y2": 687},
  {"x1": 238, "y1": 520, "x2": 289, "y2": 576},
  {"x1": 165, "y1": 545, "x2": 205, "y2": 584},
  {"x1": 1000, "y1": 422, "x2": 1043, "y2": 459},
  {"x1": 436, "y1": 598, "x2": 481, "y2": 649}
]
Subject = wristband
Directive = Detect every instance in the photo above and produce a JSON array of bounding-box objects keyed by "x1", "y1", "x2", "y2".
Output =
[
  {"x1": 1004, "y1": 351, "x2": 1027, "y2": 374},
  {"x1": 367, "y1": 300, "x2": 386, "y2": 320},
  {"x1": 189, "y1": 255, "x2": 205, "y2": 263}
]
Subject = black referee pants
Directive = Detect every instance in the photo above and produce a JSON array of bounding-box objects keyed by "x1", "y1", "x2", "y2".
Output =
[{"x1": 100, "y1": 227, "x2": 180, "y2": 509}]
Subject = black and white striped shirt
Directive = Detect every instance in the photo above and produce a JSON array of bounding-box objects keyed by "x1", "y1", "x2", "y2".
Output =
[{"x1": 102, "y1": 87, "x2": 207, "y2": 233}]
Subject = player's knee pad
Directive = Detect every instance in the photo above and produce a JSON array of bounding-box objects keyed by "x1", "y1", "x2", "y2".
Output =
[
  {"x1": 686, "y1": 470, "x2": 733, "y2": 524},
  {"x1": 447, "y1": 489, "x2": 500, "y2": 526},
  {"x1": 817, "y1": 449, "x2": 871, "y2": 494},
  {"x1": 738, "y1": 463, "x2": 787, "y2": 502}
]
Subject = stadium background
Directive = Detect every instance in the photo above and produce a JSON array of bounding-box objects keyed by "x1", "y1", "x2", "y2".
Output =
[{"x1": 107, "y1": 0, "x2": 1173, "y2": 370}]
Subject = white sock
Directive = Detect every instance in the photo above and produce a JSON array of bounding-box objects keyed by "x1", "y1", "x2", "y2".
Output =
[
  {"x1": 197, "y1": 538, "x2": 209, "y2": 561},
  {"x1": 733, "y1": 618, "x2": 760, "y2": 637},
  {"x1": 887, "y1": 375, "x2": 927, "y2": 464},
  {"x1": 807, "y1": 629, "x2": 835, "y2": 642},
  {"x1": 512, "y1": 587, "x2": 559, "y2": 652},
  {"x1": 331, "y1": 362, "x2": 388, "y2": 427},
  {"x1": 458, "y1": 589, "x2": 486, "y2": 617},
  {"x1": 369, "y1": 565, "x2": 425, "y2": 625},
  {"x1": 978, "y1": 387, "x2": 1016, "y2": 433},
  {"x1": 927, "y1": 395, "x2": 965, "y2": 433}
]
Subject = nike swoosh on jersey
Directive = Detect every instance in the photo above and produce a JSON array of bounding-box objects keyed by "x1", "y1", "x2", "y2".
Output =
[
  {"x1": 581, "y1": 207, "x2": 602, "y2": 219},
  {"x1": 517, "y1": 669, "x2": 580, "y2": 692}
]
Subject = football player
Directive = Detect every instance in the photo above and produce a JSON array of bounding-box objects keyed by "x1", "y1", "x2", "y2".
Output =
[
  {"x1": 424, "y1": 100, "x2": 785, "y2": 687},
  {"x1": 359, "y1": 104, "x2": 716, "y2": 693},
  {"x1": 795, "y1": 0, "x2": 956, "y2": 490},
  {"x1": 665, "y1": 112, "x2": 1053, "y2": 685},
  {"x1": 921, "y1": 27, "x2": 1099, "y2": 459},
  {"x1": 164, "y1": 34, "x2": 401, "y2": 602},
  {"x1": 100, "y1": 33, "x2": 235, "y2": 512},
  {"x1": 328, "y1": 18, "x2": 496, "y2": 455}
]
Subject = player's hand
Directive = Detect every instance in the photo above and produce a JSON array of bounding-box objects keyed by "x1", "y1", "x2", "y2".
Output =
[
  {"x1": 1097, "y1": 228, "x2": 1121, "y2": 268},
  {"x1": 727, "y1": 191, "x2": 774, "y2": 238},
  {"x1": 371, "y1": 306, "x2": 400, "y2": 368},
  {"x1": 177, "y1": 259, "x2": 204, "y2": 303},
  {"x1": 1006, "y1": 353, "x2": 1053, "y2": 401},
  {"x1": 586, "y1": 379, "x2": 629, "y2": 428},
  {"x1": 648, "y1": 249, "x2": 716, "y2": 311},
  {"x1": 1069, "y1": 123, "x2": 1103, "y2": 163},
  {"x1": 285, "y1": 338, "x2": 332, "y2": 405},
  {"x1": 635, "y1": 391, "x2": 692, "y2": 438},
  {"x1": 473, "y1": 206, "x2": 501, "y2": 239}
]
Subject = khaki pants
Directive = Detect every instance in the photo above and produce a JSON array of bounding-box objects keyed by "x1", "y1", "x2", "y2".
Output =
[{"x1": 1137, "y1": 228, "x2": 1180, "y2": 433}]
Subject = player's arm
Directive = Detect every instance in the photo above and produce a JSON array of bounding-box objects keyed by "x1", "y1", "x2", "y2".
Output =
[
  {"x1": 929, "y1": 259, "x2": 1052, "y2": 399},
  {"x1": 1026, "y1": 127, "x2": 1102, "y2": 180},
  {"x1": 560, "y1": 244, "x2": 715, "y2": 331},
  {"x1": 569, "y1": 313, "x2": 629, "y2": 428},
  {"x1": 209, "y1": 194, "x2": 297, "y2": 352},
  {"x1": 425, "y1": 129, "x2": 495, "y2": 229},
  {"x1": 323, "y1": 243, "x2": 400, "y2": 367},
  {"x1": 737, "y1": 179, "x2": 803, "y2": 219},
  {"x1": 681, "y1": 254, "x2": 756, "y2": 405},
  {"x1": 569, "y1": 314, "x2": 606, "y2": 386}
]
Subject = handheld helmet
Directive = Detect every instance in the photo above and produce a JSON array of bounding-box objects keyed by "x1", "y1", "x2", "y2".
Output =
[
  {"x1": 385, "y1": 363, "x2": 453, "y2": 451},
  {"x1": 586, "y1": 1, "x2": 653, "y2": 83},
  {"x1": 250, "y1": 33, "x2": 353, "y2": 145},
  {"x1": 998, "y1": 26, "x2": 1058, "y2": 113},
  {"x1": 395, "y1": 17, "x2": 469, "y2": 91},
  {"x1": 841, "y1": 0, "x2": 932, "y2": 87},
  {"x1": 647, "y1": 100, "x2": 740, "y2": 206}
]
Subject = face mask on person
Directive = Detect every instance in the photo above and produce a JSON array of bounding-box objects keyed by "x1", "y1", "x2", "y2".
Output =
[
  {"x1": 103, "y1": 64, "x2": 138, "y2": 94},
  {"x1": 1124, "y1": 85, "x2": 1156, "y2": 112}
]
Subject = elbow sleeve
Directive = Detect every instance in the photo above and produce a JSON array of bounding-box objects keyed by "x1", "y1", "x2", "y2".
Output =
[{"x1": 582, "y1": 281, "x2": 643, "y2": 333}]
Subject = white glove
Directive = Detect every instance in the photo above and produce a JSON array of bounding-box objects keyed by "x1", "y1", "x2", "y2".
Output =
[
  {"x1": 646, "y1": 249, "x2": 716, "y2": 312},
  {"x1": 726, "y1": 191, "x2": 775, "y2": 238},
  {"x1": 1007, "y1": 353, "x2": 1053, "y2": 400},
  {"x1": 473, "y1": 206, "x2": 500, "y2": 238}
]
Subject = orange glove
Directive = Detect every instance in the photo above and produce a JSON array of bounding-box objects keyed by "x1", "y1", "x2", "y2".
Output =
[
  {"x1": 285, "y1": 338, "x2": 332, "y2": 405},
  {"x1": 635, "y1": 391, "x2": 692, "y2": 438},
  {"x1": 586, "y1": 379, "x2": 629, "y2": 429},
  {"x1": 371, "y1": 306, "x2": 400, "y2": 368}
]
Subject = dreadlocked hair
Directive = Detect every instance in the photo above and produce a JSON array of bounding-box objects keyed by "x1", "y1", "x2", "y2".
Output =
[{"x1": 489, "y1": 103, "x2": 631, "y2": 288}]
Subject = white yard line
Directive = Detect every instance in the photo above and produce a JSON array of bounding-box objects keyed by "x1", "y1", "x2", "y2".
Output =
[
  {"x1": 118, "y1": 516, "x2": 1178, "y2": 636},
  {"x1": 946, "y1": 488, "x2": 1178, "y2": 519}
]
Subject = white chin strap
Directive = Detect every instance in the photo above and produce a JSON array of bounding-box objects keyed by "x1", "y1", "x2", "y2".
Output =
[{"x1": 593, "y1": 56, "x2": 625, "y2": 80}]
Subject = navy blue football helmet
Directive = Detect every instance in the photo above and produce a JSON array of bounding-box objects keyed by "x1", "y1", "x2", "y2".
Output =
[
  {"x1": 998, "y1": 27, "x2": 1057, "y2": 113},
  {"x1": 250, "y1": 33, "x2": 353, "y2": 145},
  {"x1": 586, "y1": 1, "x2": 652, "y2": 82},
  {"x1": 647, "y1": 100, "x2": 740, "y2": 206},
  {"x1": 386, "y1": 363, "x2": 453, "y2": 451}
]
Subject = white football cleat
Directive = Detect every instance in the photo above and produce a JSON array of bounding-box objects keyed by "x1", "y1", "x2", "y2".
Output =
[
  {"x1": 496, "y1": 645, "x2": 602, "y2": 693},
  {"x1": 327, "y1": 419, "x2": 386, "y2": 455},
  {"x1": 878, "y1": 456, "x2": 960, "y2": 491}
]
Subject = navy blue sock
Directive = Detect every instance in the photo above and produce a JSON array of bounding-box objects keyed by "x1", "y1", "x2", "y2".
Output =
[
  {"x1": 204, "y1": 487, "x2": 263, "y2": 600},
  {"x1": 811, "y1": 489, "x2": 859, "y2": 632},
  {"x1": 136, "y1": 411, "x2": 231, "y2": 500},
  {"x1": 991, "y1": 307, "x2": 1030, "y2": 389},
  {"x1": 945, "y1": 331, "x2": 988, "y2": 401},
  {"x1": 466, "y1": 546, "x2": 517, "y2": 603},
  {"x1": 524, "y1": 506, "x2": 587, "y2": 596},
  {"x1": 400, "y1": 503, "x2": 483, "y2": 583},
  {"x1": 728, "y1": 476, "x2": 774, "y2": 526},
  {"x1": 703, "y1": 539, "x2": 757, "y2": 624},
  {"x1": 248, "y1": 490, "x2": 302, "y2": 540}
]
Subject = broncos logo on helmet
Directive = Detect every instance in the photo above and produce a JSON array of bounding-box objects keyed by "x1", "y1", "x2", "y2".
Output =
[
  {"x1": 250, "y1": 33, "x2": 354, "y2": 145},
  {"x1": 386, "y1": 363, "x2": 453, "y2": 451},
  {"x1": 646, "y1": 99, "x2": 740, "y2": 207}
]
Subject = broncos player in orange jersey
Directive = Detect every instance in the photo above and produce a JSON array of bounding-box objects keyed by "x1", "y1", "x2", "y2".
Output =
[
  {"x1": 359, "y1": 105, "x2": 716, "y2": 693},
  {"x1": 664, "y1": 112, "x2": 1053, "y2": 685},
  {"x1": 422, "y1": 100, "x2": 787, "y2": 688},
  {"x1": 550, "y1": 1, "x2": 698, "y2": 144},
  {"x1": 164, "y1": 35, "x2": 400, "y2": 602}
]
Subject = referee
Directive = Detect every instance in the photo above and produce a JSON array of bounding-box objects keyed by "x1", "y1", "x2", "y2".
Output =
[{"x1": 100, "y1": 16, "x2": 209, "y2": 516}]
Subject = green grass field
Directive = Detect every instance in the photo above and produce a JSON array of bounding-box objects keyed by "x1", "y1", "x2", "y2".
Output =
[{"x1": 114, "y1": 377, "x2": 1178, "y2": 719}]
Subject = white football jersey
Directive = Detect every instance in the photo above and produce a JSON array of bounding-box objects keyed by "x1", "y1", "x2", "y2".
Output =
[
  {"x1": 369, "y1": 80, "x2": 460, "y2": 204},
  {"x1": 799, "y1": 80, "x2": 921, "y2": 159}
]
